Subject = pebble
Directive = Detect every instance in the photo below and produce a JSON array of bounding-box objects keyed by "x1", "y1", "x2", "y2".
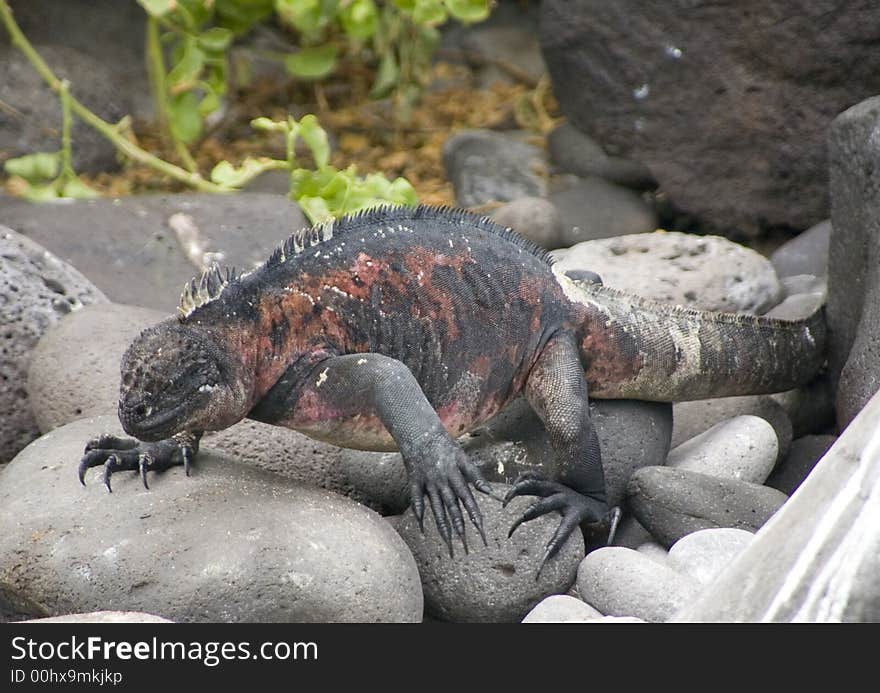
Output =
[
  {"x1": 770, "y1": 220, "x2": 831, "y2": 279},
  {"x1": 552, "y1": 231, "x2": 782, "y2": 313},
  {"x1": 548, "y1": 176, "x2": 658, "y2": 244},
  {"x1": 635, "y1": 542, "x2": 670, "y2": 565},
  {"x1": 547, "y1": 122, "x2": 656, "y2": 190},
  {"x1": 667, "y1": 415, "x2": 779, "y2": 484},
  {"x1": 626, "y1": 466, "x2": 788, "y2": 547},
  {"x1": 667, "y1": 528, "x2": 755, "y2": 585},
  {"x1": 521, "y1": 594, "x2": 603, "y2": 623},
  {"x1": 491, "y1": 197, "x2": 567, "y2": 249},
  {"x1": 0, "y1": 416, "x2": 423, "y2": 622},
  {"x1": 765, "y1": 435, "x2": 837, "y2": 496},
  {"x1": 443, "y1": 130, "x2": 547, "y2": 207},
  {"x1": 0, "y1": 228, "x2": 107, "y2": 464},
  {"x1": 672, "y1": 395, "x2": 793, "y2": 462},
  {"x1": 394, "y1": 483, "x2": 584, "y2": 622},
  {"x1": 576, "y1": 546, "x2": 701, "y2": 622},
  {"x1": 22, "y1": 611, "x2": 172, "y2": 624}
]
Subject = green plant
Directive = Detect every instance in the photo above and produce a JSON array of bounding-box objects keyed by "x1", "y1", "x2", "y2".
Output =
[
  {"x1": 210, "y1": 114, "x2": 418, "y2": 222},
  {"x1": 3, "y1": 80, "x2": 99, "y2": 200}
]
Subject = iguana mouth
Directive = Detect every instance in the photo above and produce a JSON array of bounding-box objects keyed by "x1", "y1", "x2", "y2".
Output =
[{"x1": 119, "y1": 395, "x2": 205, "y2": 441}]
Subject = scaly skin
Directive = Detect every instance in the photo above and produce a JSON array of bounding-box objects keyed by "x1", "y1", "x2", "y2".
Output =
[{"x1": 79, "y1": 205, "x2": 826, "y2": 568}]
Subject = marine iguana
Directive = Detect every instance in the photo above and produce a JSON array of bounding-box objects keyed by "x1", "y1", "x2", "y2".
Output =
[{"x1": 78, "y1": 205, "x2": 826, "y2": 570}]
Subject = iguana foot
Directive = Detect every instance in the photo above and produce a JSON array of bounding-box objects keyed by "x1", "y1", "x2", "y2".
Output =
[
  {"x1": 504, "y1": 471, "x2": 609, "y2": 578},
  {"x1": 79, "y1": 433, "x2": 198, "y2": 492},
  {"x1": 408, "y1": 446, "x2": 494, "y2": 558}
]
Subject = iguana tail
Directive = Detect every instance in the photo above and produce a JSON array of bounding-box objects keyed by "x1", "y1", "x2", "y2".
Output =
[{"x1": 560, "y1": 276, "x2": 826, "y2": 402}]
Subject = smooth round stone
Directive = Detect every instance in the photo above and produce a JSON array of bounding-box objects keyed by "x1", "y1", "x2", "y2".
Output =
[
  {"x1": 23, "y1": 611, "x2": 172, "y2": 624},
  {"x1": 612, "y1": 515, "x2": 655, "y2": 550},
  {"x1": 443, "y1": 130, "x2": 547, "y2": 207},
  {"x1": 0, "y1": 416, "x2": 423, "y2": 623},
  {"x1": 667, "y1": 415, "x2": 779, "y2": 484},
  {"x1": 627, "y1": 466, "x2": 788, "y2": 547},
  {"x1": 770, "y1": 379, "x2": 836, "y2": 439},
  {"x1": 395, "y1": 483, "x2": 584, "y2": 623},
  {"x1": 668, "y1": 528, "x2": 755, "y2": 585},
  {"x1": 521, "y1": 594, "x2": 603, "y2": 623},
  {"x1": 576, "y1": 546, "x2": 701, "y2": 622},
  {"x1": 491, "y1": 197, "x2": 567, "y2": 250},
  {"x1": 635, "y1": 542, "x2": 669, "y2": 565},
  {"x1": 548, "y1": 176, "x2": 658, "y2": 244},
  {"x1": 770, "y1": 220, "x2": 831, "y2": 279},
  {"x1": 552, "y1": 231, "x2": 782, "y2": 313},
  {"x1": 0, "y1": 227, "x2": 108, "y2": 464},
  {"x1": 672, "y1": 395, "x2": 793, "y2": 462},
  {"x1": 764, "y1": 292, "x2": 826, "y2": 321},
  {"x1": 766, "y1": 435, "x2": 837, "y2": 496}
]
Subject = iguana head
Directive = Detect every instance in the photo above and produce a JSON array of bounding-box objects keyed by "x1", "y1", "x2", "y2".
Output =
[{"x1": 117, "y1": 319, "x2": 252, "y2": 441}]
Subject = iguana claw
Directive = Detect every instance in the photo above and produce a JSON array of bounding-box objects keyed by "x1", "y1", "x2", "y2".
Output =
[{"x1": 78, "y1": 433, "x2": 199, "y2": 491}]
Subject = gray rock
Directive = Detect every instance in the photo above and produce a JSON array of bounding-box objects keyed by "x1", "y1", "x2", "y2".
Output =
[
  {"x1": 667, "y1": 415, "x2": 779, "y2": 484},
  {"x1": 672, "y1": 395, "x2": 793, "y2": 462},
  {"x1": 635, "y1": 541, "x2": 670, "y2": 565},
  {"x1": 23, "y1": 611, "x2": 172, "y2": 624},
  {"x1": 0, "y1": 416, "x2": 423, "y2": 622},
  {"x1": 443, "y1": 130, "x2": 547, "y2": 207},
  {"x1": 779, "y1": 274, "x2": 827, "y2": 299},
  {"x1": 576, "y1": 546, "x2": 701, "y2": 622},
  {"x1": 439, "y1": 2, "x2": 546, "y2": 88},
  {"x1": 547, "y1": 123, "x2": 656, "y2": 191},
  {"x1": 491, "y1": 197, "x2": 566, "y2": 250},
  {"x1": 0, "y1": 228, "x2": 107, "y2": 463},
  {"x1": 395, "y1": 483, "x2": 584, "y2": 622},
  {"x1": 674, "y1": 388, "x2": 880, "y2": 622},
  {"x1": 335, "y1": 448, "x2": 410, "y2": 515},
  {"x1": 1, "y1": 46, "x2": 131, "y2": 174},
  {"x1": 548, "y1": 176, "x2": 658, "y2": 244},
  {"x1": 521, "y1": 594, "x2": 603, "y2": 623},
  {"x1": 668, "y1": 528, "x2": 754, "y2": 585},
  {"x1": 465, "y1": 397, "x2": 672, "y2": 509},
  {"x1": 626, "y1": 466, "x2": 788, "y2": 548},
  {"x1": 27, "y1": 303, "x2": 165, "y2": 432},
  {"x1": 766, "y1": 434, "x2": 837, "y2": 496},
  {"x1": 553, "y1": 231, "x2": 783, "y2": 314},
  {"x1": 540, "y1": 1, "x2": 880, "y2": 239},
  {"x1": 771, "y1": 221, "x2": 831, "y2": 279},
  {"x1": 828, "y1": 97, "x2": 880, "y2": 427},
  {"x1": 612, "y1": 515, "x2": 655, "y2": 550},
  {"x1": 2, "y1": 194, "x2": 308, "y2": 312},
  {"x1": 770, "y1": 379, "x2": 836, "y2": 439},
  {"x1": 764, "y1": 292, "x2": 826, "y2": 321}
]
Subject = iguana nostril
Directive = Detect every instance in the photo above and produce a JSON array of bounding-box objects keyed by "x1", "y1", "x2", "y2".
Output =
[{"x1": 134, "y1": 404, "x2": 147, "y2": 418}]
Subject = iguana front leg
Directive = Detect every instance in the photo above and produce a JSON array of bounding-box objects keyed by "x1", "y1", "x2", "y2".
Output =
[
  {"x1": 78, "y1": 432, "x2": 201, "y2": 491},
  {"x1": 505, "y1": 330, "x2": 613, "y2": 574},
  {"x1": 289, "y1": 353, "x2": 494, "y2": 555}
]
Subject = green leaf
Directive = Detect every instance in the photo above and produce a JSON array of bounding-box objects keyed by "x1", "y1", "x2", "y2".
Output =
[
  {"x1": 215, "y1": 0, "x2": 275, "y2": 33},
  {"x1": 198, "y1": 88, "x2": 222, "y2": 117},
  {"x1": 210, "y1": 157, "x2": 286, "y2": 187},
  {"x1": 370, "y1": 51, "x2": 399, "y2": 99},
  {"x1": 168, "y1": 92, "x2": 203, "y2": 144},
  {"x1": 4, "y1": 152, "x2": 60, "y2": 184},
  {"x1": 392, "y1": 0, "x2": 417, "y2": 11},
  {"x1": 167, "y1": 38, "x2": 206, "y2": 91},
  {"x1": 19, "y1": 181, "x2": 63, "y2": 202},
  {"x1": 298, "y1": 115, "x2": 330, "y2": 168},
  {"x1": 197, "y1": 27, "x2": 234, "y2": 53},
  {"x1": 340, "y1": 0, "x2": 377, "y2": 40},
  {"x1": 60, "y1": 177, "x2": 100, "y2": 199},
  {"x1": 250, "y1": 116, "x2": 288, "y2": 132},
  {"x1": 275, "y1": 0, "x2": 338, "y2": 39},
  {"x1": 137, "y1": 0, "x2": 177, "y2": 17},
  {"x1": 284, "y1": 44, "x2": 338, "y2": 80},
  {"x1": 412, "y1": 0, "x2": 447, "y2": 25},
  {"x1": 297, "y1": 195, "x2": 334, "y2": 224},
  {"x1": 444, "y1": 0, "x2": 490, "y2": 23}
]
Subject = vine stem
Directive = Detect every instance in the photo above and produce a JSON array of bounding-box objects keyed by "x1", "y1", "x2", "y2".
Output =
[{"x1": 0, "y1": 0, "x2": 225, "y2": 192}]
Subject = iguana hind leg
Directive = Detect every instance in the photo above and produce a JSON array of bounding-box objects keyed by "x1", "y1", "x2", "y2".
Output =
[
  {"x1": 505, "y1": 330, "x2": 611, "y2": 575},
  {"x1": 79, "y1": 432, "x2": 200, "y2": 491}
]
